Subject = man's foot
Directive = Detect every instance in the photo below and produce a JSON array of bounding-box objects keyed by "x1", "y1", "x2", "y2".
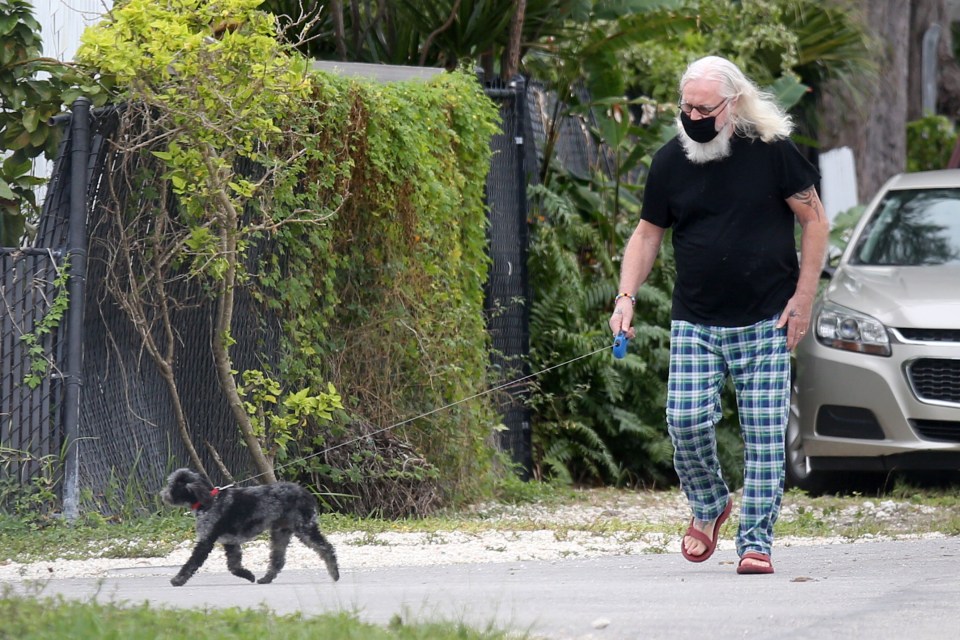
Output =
[
  {"x1": 737, "y1": 551, "x2": 774, "y2": 574},
  {"x1": 680, "y1": 498, "x2": 732, "y2": 563},
  {"x1": 683, "y1": 518, "x2": 717, "y2": 557}
]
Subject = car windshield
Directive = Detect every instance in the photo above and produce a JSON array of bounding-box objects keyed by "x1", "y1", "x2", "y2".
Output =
[{"x1": 850, "y1": 187, "x2": 960, "y2": 265}]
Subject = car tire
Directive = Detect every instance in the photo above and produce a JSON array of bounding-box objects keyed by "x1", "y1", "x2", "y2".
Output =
[{"x1": 785, "y1": 402, "x2": 833, "y2": 496}]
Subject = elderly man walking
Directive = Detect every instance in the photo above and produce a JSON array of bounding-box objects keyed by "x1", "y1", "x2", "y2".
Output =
[{"x1": 610, "y1": 55, "x2": 829, "y2": 575}]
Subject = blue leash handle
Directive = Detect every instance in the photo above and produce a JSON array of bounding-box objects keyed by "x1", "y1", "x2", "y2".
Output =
[{"x1": 612, "y1": 331, "x2": 629, "y2": 359}]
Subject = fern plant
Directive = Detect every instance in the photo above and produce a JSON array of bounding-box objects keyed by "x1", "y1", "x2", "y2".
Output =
[{"x1": 526, "y1": 164, "x2": 677, "y2": 486}]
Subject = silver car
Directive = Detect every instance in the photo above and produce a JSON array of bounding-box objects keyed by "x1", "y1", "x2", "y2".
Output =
[{"x1": 787, "y1": 169, "x2": 960, "y2": 493}]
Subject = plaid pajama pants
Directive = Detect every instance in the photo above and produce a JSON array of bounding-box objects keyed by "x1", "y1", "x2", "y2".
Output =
[{"x1": 666, "y1": 314, "x2": 790, "y2": 557}]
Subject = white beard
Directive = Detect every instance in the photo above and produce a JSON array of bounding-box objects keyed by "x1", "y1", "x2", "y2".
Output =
[{"x1": 677, "y1": 117, "x2": 734, "y2": 164}]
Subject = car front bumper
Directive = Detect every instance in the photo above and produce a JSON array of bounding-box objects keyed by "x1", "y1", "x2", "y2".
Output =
[{"x1": 793, "y1": 329, "x2": 960, "y2": 469}]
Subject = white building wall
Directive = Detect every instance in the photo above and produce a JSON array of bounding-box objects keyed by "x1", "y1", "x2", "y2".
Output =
[
  {"x1": 35, "y1": 0, "x2": 109, "y2": 62},
  {"x1": 818, "y1": 146, "x2": 859, "y2": 223},
  {"x1": 30, "y1": 1, "x2": 111, "y2": 190}
]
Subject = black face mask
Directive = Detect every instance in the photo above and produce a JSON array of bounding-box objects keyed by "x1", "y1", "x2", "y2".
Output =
[{"x1": 680, "y1": 111, "x2": 720, "y2": 143}]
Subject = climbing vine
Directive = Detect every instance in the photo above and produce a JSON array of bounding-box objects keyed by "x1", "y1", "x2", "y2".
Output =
[{"x1": 19, "y1": 257, "x2": 69, "y2": 389}]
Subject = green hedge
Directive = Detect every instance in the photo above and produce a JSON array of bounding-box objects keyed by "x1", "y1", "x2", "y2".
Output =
[{"x1": 76, "y1": 0, "x2": 503, "y2": 509}]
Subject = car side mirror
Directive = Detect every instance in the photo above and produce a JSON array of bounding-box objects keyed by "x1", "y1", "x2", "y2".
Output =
[{"x1": 820, "y1": 244, "x2": 843, "y2": 280}]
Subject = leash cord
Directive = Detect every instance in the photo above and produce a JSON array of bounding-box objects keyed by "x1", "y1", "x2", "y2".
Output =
[{"x1": 228, "y1": 344, "x2": 611, "y2": 487}]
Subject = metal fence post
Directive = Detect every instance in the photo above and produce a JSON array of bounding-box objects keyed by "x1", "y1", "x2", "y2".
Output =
[
  {"x1": 61, "y1": 97, "x2": 91, "y2": 521},
  {"x1": 483, "y1": 77, "x2": 533, "y2": 480}
]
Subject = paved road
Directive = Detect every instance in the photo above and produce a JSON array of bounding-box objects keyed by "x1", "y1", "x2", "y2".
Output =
[{"x1": 6, "y1": 537, "x2": 959, "y2": 639}]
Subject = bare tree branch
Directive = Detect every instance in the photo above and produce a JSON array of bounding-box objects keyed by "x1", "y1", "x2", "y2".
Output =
[{"x1": 419, "y1": 0, "x2": 462, "y2": 67}]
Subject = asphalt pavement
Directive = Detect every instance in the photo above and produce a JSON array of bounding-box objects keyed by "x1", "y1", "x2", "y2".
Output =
[{"x1": 5, "y1": 537, "x2": 959, "y2": 639}]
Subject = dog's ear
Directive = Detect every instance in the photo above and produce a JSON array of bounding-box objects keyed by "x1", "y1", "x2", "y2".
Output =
[{"x1": 187, "y1": 477, "x2": 216, "y2": 509}]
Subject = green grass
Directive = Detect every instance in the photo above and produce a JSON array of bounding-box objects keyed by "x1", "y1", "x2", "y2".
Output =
[
  {"x1": 0, "y1": 511, "x2": 197, "y2": 563},
  {"x1": 0, "y1": 587, "x2": 515, "y2": 640}
]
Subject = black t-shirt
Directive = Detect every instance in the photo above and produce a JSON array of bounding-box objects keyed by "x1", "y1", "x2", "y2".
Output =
[{"x1": 640, "y1": 134, "x2": 820, "y2": 327}]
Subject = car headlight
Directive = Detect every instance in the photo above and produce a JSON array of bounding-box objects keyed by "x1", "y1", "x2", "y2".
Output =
[{"x1": 815, "y1": 301, "x2": 891, "y2": 356}]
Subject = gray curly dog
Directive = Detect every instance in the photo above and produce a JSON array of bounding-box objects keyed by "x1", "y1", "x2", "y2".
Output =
[{"x1": 161, "y1": 468, "x2": 340, "y2": 587}]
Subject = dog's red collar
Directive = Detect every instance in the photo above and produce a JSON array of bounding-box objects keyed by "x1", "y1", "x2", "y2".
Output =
[{"x1": 191, "y1": 487, "x2": 220, "y2": 511}]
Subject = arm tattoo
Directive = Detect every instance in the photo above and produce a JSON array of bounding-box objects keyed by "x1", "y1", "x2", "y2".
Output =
[{"x1": 791, "y1": 187, "x2": 823, "y2": 221}]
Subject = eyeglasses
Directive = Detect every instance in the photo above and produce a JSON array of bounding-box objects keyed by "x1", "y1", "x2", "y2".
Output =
[{"x1": 678, "y1": 98, "x2": 729, "y2": 117}]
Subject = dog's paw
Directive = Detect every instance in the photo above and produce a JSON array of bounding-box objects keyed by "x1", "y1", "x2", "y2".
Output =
[
  {"x1": 170, "y1": 574, "x2": 188, "y2": 587},
  {"x1": 256, "y1": 575, "x2": 275, "y2": 585},
  {"x1": 233, "y1": 569, "x2": 256, "y2": 582},
  {"x1": 326, "y1": 561, "x2": 340, "y2": 581}
]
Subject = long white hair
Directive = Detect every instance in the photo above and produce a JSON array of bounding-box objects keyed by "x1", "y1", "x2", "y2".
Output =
[{"x1": 679, "y1": 56, "x2": 793, "y2": 142}]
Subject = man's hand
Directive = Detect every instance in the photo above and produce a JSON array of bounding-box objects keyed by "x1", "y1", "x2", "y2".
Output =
[
  {"x1": 776, "y1": 292, "x2": 814, "y2": 350},
  {"x1": 609, "y1": 298, "x2": 637, "y2": 339}
]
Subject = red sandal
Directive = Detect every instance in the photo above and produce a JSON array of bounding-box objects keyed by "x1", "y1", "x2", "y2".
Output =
[
  {"x1": 680, "y1": 498, "x2": 732, "y2": 563},
  {"x1": 737, "y1": 551, "x2": 774, "y2": 574}
]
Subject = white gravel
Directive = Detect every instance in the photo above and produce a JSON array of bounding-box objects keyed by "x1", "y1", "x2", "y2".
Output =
[{"x1": 0, "y1": 490, "x2": 947, "y2": 582}]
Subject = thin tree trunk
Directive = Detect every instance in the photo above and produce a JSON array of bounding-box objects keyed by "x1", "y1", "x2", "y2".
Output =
[
  {"x1": 818, "y1": 1, "x2": 910, "y2": 202},
  {"x1": 331, "y1": 0, "x2": 348, "y2": 61},
  {"x1": 204, "y1": 148, "x2": 277, "y2": 484},
  {"x1": 503, "y1": 0, "x2": 527, "y2": 79}
]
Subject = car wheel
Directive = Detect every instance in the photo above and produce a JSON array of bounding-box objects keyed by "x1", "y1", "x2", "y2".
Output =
[{"x1": 785, "y1": 401, "x2": 831, "y2": 496}]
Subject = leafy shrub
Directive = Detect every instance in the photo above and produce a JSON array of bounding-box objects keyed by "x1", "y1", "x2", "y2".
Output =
[{"x1": 906, "y1": 114, "x2": 957, "y2": 172}]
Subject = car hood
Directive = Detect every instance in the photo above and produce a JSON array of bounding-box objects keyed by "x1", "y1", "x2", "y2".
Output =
[{"x1": 824, "y1": 264, "x2": 960, "y2": 329}]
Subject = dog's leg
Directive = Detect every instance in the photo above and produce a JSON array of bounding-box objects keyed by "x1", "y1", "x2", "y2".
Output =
[
  {"x1": 257, "y1": 527, "x2": 292, "y2": 584},
  {"x1": 223, "y1": 543, "x2": 255, "y2": 583},
  {"x1": 171, "y1": 537, "x2": 216, "y2": 586},
  {"x1": 295, "y1": 522, "x2": 340, "y2": 581}
]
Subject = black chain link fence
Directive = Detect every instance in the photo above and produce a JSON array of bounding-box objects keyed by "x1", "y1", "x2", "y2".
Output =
[
  {"x1": 1, "y1": 123, "x2": 78, "y2": 502},
  {"x1": 0, "y1": 248, "x2": 66, "y2": 487}
]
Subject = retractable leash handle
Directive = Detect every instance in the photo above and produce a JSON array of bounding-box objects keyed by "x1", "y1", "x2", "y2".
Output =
[{"x1": 612, "y1": 331, "x2": 629, "y2": 359}]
